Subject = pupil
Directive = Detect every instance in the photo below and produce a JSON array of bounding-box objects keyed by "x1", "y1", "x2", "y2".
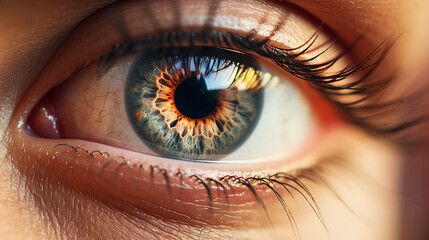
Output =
[{"x1": 174, "y1": 76, "x2": 218, "y2": 119}]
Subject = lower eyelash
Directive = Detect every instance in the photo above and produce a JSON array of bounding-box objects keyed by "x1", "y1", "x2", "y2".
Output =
[{"x1": 52, "y1": 143, "x2": 350, "y2": 238}]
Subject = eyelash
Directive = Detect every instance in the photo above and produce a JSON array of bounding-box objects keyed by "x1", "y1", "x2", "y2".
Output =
[
  {"x1": 53, "y1": 142, "x2": 334, "y2": 237},
  {"x1": 87, "y1": 28, "x2": 412, "y2": 139}
]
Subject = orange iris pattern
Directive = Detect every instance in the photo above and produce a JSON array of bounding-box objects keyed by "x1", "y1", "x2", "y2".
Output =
[{"x1": 153, "y1": 67, "x2": 240, "y2": 140}]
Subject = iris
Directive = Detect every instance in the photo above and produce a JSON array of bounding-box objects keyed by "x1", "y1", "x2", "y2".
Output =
[{"x1": 125, "y1": 47, "x2": 270, "y2": 160}]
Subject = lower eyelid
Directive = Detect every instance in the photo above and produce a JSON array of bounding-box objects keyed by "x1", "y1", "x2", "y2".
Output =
[
  {"x1": 15, "y1": 133, "x2": 333, "y2": 228},
  {"x1": 39, "y1": 142, "x2": 273, "y2": 226},
  {"x1": 7, "y1": 103, "x2": 403, "y2": 238}
]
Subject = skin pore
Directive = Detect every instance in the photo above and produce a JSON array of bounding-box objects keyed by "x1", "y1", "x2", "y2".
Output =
[{"x1": 1, "y1": 0, "x2": 429, "y2": 239}]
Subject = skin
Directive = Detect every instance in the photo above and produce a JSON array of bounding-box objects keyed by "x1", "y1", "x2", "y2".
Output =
[{"x1": 0, "y1": 0, "x2": 429, "y2": 239}]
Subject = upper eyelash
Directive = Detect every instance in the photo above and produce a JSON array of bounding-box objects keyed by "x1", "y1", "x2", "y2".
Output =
[{"x1": 93, "y1": 28, "x2": 417, "y2": 138}]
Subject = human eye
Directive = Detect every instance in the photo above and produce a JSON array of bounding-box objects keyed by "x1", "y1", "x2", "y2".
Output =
[
  {"x1": 11, "y1": 0, "x2": 415, "y2": 239},
  {"x1": 38, "y1": 38, "x2": 328, "y2": 164}
]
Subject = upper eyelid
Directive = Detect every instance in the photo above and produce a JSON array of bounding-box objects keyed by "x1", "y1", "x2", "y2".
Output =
[
  {"x1": 90, "y1": 27, "x2": 393, "y2": 136},
  {"x1": 22, "y1": 0, "x2": 411, "y2": 139},
  {"x1": 17, "y1": 0, "x2": 326, "y2": 118},
  {"x1": 99, "y1": 10, "x2": 409, "y2": 138},
  {"x1": 34, "y1": 1, "x2": 328, "y2": 93}
]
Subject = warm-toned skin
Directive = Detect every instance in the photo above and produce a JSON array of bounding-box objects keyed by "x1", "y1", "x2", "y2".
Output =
[{"x1": 0, "y1": 0, "x2": 429, "y2": 239}]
